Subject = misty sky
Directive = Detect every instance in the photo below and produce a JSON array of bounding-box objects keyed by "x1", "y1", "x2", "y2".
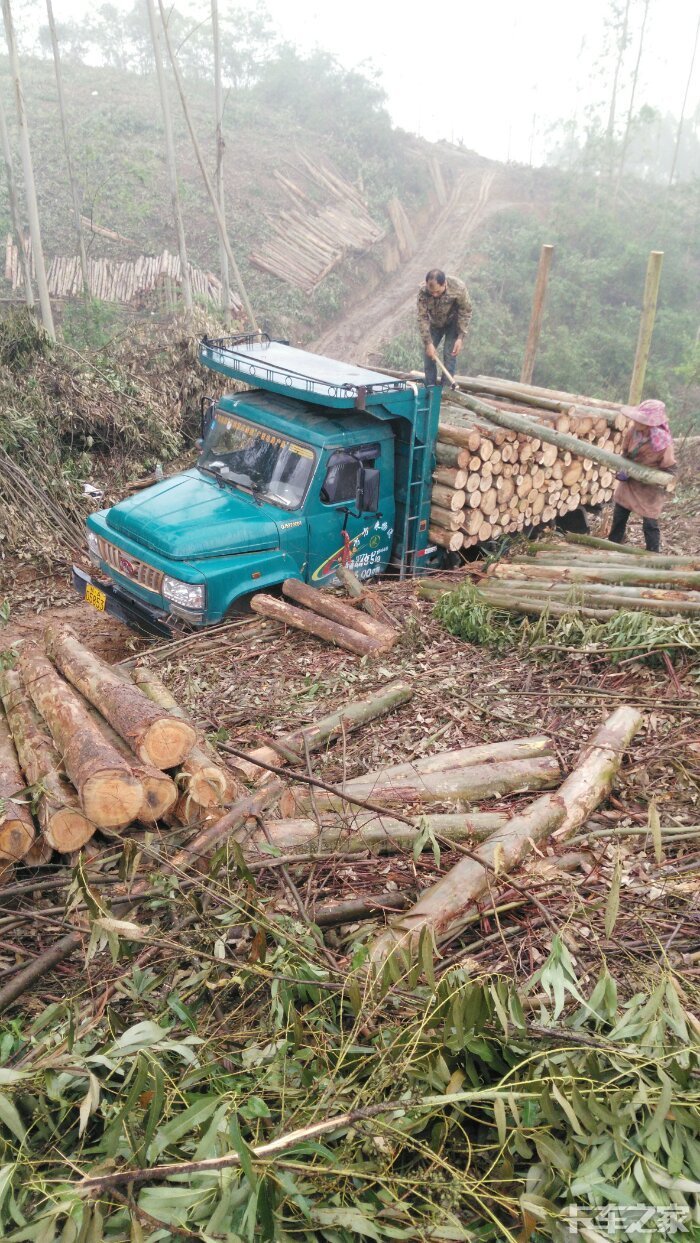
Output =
[{"x1": 41, "y1": 0, "x2": 700, "y2": 164}]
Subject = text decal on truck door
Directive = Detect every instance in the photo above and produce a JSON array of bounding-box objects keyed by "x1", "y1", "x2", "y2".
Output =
[{"x1": 311, "y1": 521, "x2": 394, "y2": 584}]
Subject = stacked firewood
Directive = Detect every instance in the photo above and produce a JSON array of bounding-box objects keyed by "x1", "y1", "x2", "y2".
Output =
[{"x1": 428, "y1": 374, "x2": 673, "y2": 552}]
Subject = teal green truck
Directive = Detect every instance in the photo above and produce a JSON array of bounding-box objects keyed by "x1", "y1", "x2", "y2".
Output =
[{"x1": 73, "y1": 336, "x2": 445, "y2": 636}]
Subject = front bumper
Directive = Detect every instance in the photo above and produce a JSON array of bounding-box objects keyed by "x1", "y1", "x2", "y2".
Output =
[{"x1": 72, "y1": 565, "x2": 175, "y2": 638}]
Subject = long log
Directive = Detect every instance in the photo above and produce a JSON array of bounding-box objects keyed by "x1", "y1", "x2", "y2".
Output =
[
  {"x1": 528, "y1": 580, "x2": 700, "y2": 605},
  {"x1": 526, "y1": 549, "x2": 700, "y2": 572},
  {"x1": 431, "y1": 484, "x2": 466, "y2": 512},
  {"x1": 251, "y1": 593, "x2": 384, "y2": 656},
  {"x1": 448, "y1": 390, "x2": 675, "y2": 489},
  {"x1": 45, "y1": 625, "x2": 196, "y2": 770},
  {"x1": 281, "y1": 578, "x2": 396, "y2": 647},
  {"x1": 470, "y1": 373, "x2": 626, "y2": 415},
  {"x1": 246, "y1": 811, "x2": 509, "y2": 856},
  {"x1": 369, "y1": 706, "x2": 643, "y2": 964},
  {"x1": 0, "y1": 668, "x2": 95, "y2": 853},
  {"x1": 0, "y1": 703, "x2": 35, "y2": 863},
  {"x1": 18, "y1": 644, "x2": 143, "y2": 829},
  {"x1": 228, "y1": 679, "x2": 413, "y2": 783},
  {"x1": 342, "y1": 736, "x2": 553, "y2": 788},
  {"x1": 300, "y1": 755, "x2": 561, "y2": 812},
  {"x1": 335, "y1": 564, "x2": 397, "y2": 627},
  {"x1": 557, "y1": 531, "x2": 649, "y2": 556},
  {"x1": 490, "y1": 562, "x2": 700, "y2": 589},
  {"x1": 129, "y1": 666, "x2": 239, "y2": 808}
]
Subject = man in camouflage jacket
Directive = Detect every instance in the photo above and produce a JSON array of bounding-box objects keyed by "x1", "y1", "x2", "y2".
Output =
[{"x1": 417, "y1": 268, "x2": 472, "y2": 387}]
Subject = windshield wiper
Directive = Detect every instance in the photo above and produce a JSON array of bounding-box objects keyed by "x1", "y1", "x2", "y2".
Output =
[
  {"x1": 199, "y1": 463, "x2": 263, "y2": 503},
  {"x1": 198, "y1": 463, "x2": 226, "y2": 488}
]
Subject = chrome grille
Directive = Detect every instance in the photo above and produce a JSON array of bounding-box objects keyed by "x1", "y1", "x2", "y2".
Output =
[{"x1": 97, "y1": 537, "x2": 164, "y2": 595}]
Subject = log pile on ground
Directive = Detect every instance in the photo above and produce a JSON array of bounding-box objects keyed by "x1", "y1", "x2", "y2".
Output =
[
  {"x1": 424, "y1": 372, "x2": 676, "y2": 551},
  {"x1": 250, "y1": 571, "x2": 400, "y2": 655},
  {"x1": 4, "y1": 237, "x2": 240, "y2": 311},
  {"x1": 0, "y1": 625, "x2": 413, "y2": 873},
  {"x1": 421, "y1": 532, "x2": 700, "y2": 625},
  {"x1": 249, "y1": 154, "x2": 385, "y2": 292}
]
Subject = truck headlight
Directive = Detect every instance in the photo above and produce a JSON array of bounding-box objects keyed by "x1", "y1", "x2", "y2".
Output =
[
  {"x1": 162, "y1": 576, "x2": 206, "y2": 610},
  {"x1": 86, "y1": 530, "x2": 100, "y2": 565}
]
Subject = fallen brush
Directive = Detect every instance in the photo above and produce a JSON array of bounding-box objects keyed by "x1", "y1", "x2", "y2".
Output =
[{"x1": 425, "y1": 579, "x2": 700, "y2": 667}]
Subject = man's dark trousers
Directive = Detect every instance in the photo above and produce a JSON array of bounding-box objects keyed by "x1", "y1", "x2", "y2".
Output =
[{"x1": 424, "y1": 321, "x2": 459, "y2": 387}]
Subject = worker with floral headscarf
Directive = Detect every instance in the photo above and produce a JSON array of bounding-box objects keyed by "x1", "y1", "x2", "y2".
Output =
[{"x1": 609, "y1": 400, "x2": 676, "y2": 552}]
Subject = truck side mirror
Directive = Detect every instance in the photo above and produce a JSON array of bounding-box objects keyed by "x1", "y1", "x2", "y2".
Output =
[{"x1": 357, "y1": 466, "x2": 380, "y2": 513}]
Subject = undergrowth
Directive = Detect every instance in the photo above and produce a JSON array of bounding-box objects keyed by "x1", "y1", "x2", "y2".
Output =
[
  {"x1": 0, "y1": 307, "x2": 228, "y2": 560},
  {"x1": 434, "y1": 582, "x2": 700, "y2": 668},
  {"x1": 0, "y1": 875, "x2": 698, "y2": 1242}
]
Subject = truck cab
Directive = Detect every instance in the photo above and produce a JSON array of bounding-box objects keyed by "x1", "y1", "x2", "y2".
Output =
[{"x1": 75, "y1": 337, "x2": 443, "y2": 635}]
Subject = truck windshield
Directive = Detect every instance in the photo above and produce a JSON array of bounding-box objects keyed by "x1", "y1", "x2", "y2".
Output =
[{"x1": 199, "y1": 412, "x2": 315, "y2": 511}]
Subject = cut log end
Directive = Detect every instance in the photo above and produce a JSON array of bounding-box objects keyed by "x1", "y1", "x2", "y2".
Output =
[
  {"x1": 81, "y1": 772, "x2": 144, "y2": 828},
  {"x1": 47, "y1": 808, "x2": 96, "y2": 854},
  {"x1": 0, "y1": 819, "x2": 35, "y2": 863},
  {"x1": 139, "y1": 718, "x2": 197, "y2": 770},
  {"x1": 138, "y1": 772, "x2": 178, "y2": 822}
]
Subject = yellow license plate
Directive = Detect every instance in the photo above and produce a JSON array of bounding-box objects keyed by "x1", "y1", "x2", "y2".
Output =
[{"x1": 85, "y1": 584, "x2": 106, "y2": 611}]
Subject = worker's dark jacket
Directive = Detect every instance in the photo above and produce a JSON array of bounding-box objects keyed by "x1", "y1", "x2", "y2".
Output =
[{"x1": 417, "y1": 276, "x2": 472, "y2": 347}]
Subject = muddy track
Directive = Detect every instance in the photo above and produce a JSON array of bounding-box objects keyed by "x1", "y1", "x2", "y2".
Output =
[{"x1": 312, "y1": 169, "x2": 509, "y2": 365}]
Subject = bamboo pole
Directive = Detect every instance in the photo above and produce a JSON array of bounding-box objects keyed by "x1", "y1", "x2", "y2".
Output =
[
  {"x1": 628, "y1": 251, "x2": 663, "y2": 405},
  {"x1": 145, "y1": 0, "x2": 192, "y2": 314},
  {"x1": 520, "y1": 243, "x2": 554, "y2": 384},
  {"x1": 157, "y1": 0, "x2": 257, "y2": 329},
  {"x1": 1, "y1": 0, "x2": 54, "y2": 336}
]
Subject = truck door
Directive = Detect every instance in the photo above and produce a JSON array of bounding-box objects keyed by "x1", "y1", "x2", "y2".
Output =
[{"x1": 307, "y1": 442, "x2": 395, "y2": 588}]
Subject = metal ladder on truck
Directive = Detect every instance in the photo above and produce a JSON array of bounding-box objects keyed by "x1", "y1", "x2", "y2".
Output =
[{"x1": 398, "y1": 383, "x2": 441, "y2": 580}]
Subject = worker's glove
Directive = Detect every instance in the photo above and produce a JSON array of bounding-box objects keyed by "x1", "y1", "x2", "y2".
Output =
[{"x1": 616, "y1": 470, "x2": 629, "y2": 482}]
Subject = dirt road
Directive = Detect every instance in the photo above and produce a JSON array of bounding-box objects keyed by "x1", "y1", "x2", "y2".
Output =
[{"x1": 312, "y1": 168, "x2": 507, "y2": 365}]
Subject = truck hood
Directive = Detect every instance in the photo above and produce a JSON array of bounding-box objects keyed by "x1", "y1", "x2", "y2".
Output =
[{"x1": 106, "y1": 470, "x2": 281, "y2": 558}]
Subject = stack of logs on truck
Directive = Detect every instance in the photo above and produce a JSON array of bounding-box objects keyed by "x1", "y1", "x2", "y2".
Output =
[{"x1": 426, "y1": 373, "x2": 674, "y2": 552}]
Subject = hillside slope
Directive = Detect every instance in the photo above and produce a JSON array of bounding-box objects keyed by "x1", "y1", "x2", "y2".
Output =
[{"x1": 0, "y1": 54, "x2": 697, "y2": 418}]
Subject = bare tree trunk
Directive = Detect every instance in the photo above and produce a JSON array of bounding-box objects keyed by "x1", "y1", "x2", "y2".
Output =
[
  {"x1": 145, "y1": 0, "x2": 192, "y2": 314},
  {"x1": 45, "y1": 0, "x2": 89, "y2": 299},
  {"x1": 613, "y1": 0, "x2": 651, "y2": 205},
  {"x1": 212, "y1": 0, "x2": 230, "y2": 324},
  {"x1": 0, "y1": 91, "x2": 33, "y2": 305},
  {"x1": 157, "y1": 0, "x2": 257, "y2": 329},
  {"x1": 1, "y1": 0, "x2": 55, "y2": 337},
  {"x1": 668, "y1": 11, "x2": 700, "y2": 188},
  {"x1": 604, "y1": 0, "x2": 631, "y2": 179}
]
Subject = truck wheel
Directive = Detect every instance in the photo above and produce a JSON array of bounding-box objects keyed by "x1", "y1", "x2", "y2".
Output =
[{"x1": 226, "y1": 584, "x2": 283, "y2": 617}]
